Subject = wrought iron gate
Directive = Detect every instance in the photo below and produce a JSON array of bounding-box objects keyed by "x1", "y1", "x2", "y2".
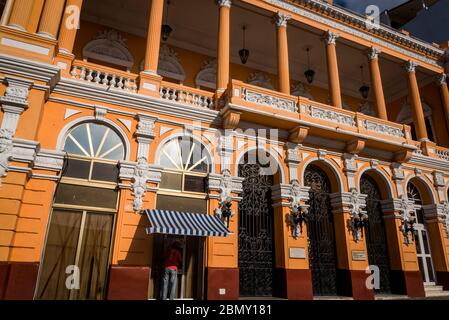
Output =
[
  {"x1": 238, "y1": 163, "x2": 274, "y2": 297},
  {"x1": 305, "y1": 165, "x2": 338, "y2": 296},
  {"x1": 361, "y1": 175, "x2": 392, "y2": 294}
]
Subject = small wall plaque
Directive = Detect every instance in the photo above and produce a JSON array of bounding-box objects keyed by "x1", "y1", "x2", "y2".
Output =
[
  {"x1": 289, "y1": 247, "x2": 306, "y2": 259},
  {"x1": 352, "y1": 250, "x2": 367, "y2": 261}
]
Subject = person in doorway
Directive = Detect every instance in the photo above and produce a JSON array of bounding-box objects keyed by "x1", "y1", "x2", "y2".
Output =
[{"x1": 161, "y1": 240, "x2": 183, "y2": 300}]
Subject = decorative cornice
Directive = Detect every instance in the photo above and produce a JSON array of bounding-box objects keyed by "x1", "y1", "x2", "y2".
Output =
[
  {"x1": 323, "y1": 31, "x2": 339, "y2": 45},
  {"x1": 404, "y1": 61, "x2": 418, "y2": 73},
  {"x1": 273, "y1": 12, "x2": 291, "y2": 28},
  {"x1": 262, "y1": 0, "x2": 444, "y2": 67},
  {"x1": 367, "y1": 47, "x2": 381, "y2": 61},
  {"x1": 217, "y1": 0, "x2": 231, "y2": 8},
  {"x1": 0, "y1": 54, "x2": 60, "y2": 88}
]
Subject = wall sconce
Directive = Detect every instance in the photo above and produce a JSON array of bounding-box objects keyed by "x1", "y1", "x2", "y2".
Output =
[
  {"x1": 347, "y1": 188, "x2": 368, "y2": 242},
  {"x1": 214, "y1": 169, "x2": 235, "y2": 228},
  {"x1": 289, "y1": 203, "x2": 309, "y2": 240},
  {"x1": 214, "y1": 196, "x2": 234, "y2": 228},
  {"x1": 238, "y1": 26, "x2": 249, "y2": 64}
]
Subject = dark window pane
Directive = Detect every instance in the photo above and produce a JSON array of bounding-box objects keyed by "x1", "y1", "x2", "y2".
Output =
[
  {"x1": 156, "y1": 194, "x2": 207, "y2": 213},
  {"x1": 425, "y1": 118, "x2": 435, "y2": 142},
  {"x1": 54, "y1": 184, "x2": 118, "y2": 209},
  {"x1": 160, "y1": 172, "x2": 182, "y2": 190},
  {"x1": 414, "y1": 231, "x2": 422, "y2": 254},
  {"x1": 91, "y1": 162, "x2": 118, "y2": 182},
  {"x1": 426, "y1": 257, "x2": 435, "y2": 282},
  {"x1": 73, "y1": 213, "x2": 114, "y2": 300},
  {"x1": 184, "y1": 175, "x2": 206, "y2": 193},
  {"x1": 64, "y1": 159, "x2": 91, "y2": 179},
  {"x1": 417, "y1": 257, "x2": 425, "y2": 278},
  {"x1": 422, "y1": 230, "x2": 430, "y2": 254},
  {"x1": 416, "y1": 209, "x2": 425, "y2": 224}
]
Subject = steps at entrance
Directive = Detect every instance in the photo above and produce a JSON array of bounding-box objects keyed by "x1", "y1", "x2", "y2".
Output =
[{"x1": 424, "y1": 285, "x2": 449, "y2": 298}]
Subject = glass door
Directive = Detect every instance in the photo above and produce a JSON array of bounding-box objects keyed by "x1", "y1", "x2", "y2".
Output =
[
  {"x1": 414, "y1": 215, "x2": 436, "y2": 285},
  {"x1": 36, "y1": 210, "x2": 114, "y2": 300}
]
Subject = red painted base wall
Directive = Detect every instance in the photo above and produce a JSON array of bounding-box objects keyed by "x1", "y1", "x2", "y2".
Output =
[
  {"x1": 107, "y1": 265, "x2": 150, "y2": 300},
  {"x1": 205, "y1": 267, "x2": 239, "y2": 300},
  {"x1": 0, "y1": 262, "x2": 39, "y2": 300}
]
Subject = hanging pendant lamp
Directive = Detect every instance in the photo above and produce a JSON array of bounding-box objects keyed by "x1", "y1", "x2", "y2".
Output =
[
  {"x1": 239, "y1": 26, "x2": 249, "y2": 64},
  {"x1": 359, "y1": 65, "x2": 370, "y2": 99},
  {"x1": 161, "y1": 0, "x2": 173, "y2": 42},
  {"x1": 304, "y1": 48, "x2": 315, "y2": 84}
]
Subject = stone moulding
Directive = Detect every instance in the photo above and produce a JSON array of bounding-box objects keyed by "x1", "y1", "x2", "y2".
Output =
[
  {"x1": 362, "y1": 120, "x2": 405, "y2": 138},
  {"x1": 306, "y1": 105, "x2": 356, "y2": 127},
  {"x1": 242, "y1": 88, "x2": 297, "y2": 112}
]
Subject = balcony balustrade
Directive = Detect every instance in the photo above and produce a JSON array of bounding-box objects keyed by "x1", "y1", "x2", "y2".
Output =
[
  {"x1": 70, "y1": 60, "x2": 139, "y2": 93},
  {"x1": 159, "y1": 81, "x2": 216, "y2": 110}
]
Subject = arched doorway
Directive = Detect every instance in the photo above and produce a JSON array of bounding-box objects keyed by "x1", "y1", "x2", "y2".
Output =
[
  {"x1": 304, "y1": 164, "x2": 338, "y2": 296},
  {"x1": 238, "y1": 151, "x2": 276, "y2": 297},
  {"x1": 360, "y1": 173, "x2": 392, "y2": 294},
  {"x1": 407, "y1": 181, "x2": 436, "y2": 285}
]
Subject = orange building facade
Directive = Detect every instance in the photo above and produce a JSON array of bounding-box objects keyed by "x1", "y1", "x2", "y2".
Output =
[{"x1": 0, "y1": 0, "x2": 449, "y2": 300}]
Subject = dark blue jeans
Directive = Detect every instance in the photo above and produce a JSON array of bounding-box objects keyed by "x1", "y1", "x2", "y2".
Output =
[{"x1": 161, "y1": 268, "x2": 177, "y2": 300}]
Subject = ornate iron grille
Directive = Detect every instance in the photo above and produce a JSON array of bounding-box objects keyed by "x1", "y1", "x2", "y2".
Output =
[
  {"x1": 304, "y1": 165, "x2": 338, "y2": 296},
  {"x1": 238, "y1": 162, "x2": 274, "y2": 297},
  {"x1": 361, "y1": 175, "x2": 392, "y2": 294}
]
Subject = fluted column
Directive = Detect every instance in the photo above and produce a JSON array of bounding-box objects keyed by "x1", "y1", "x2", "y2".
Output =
[
  {"x1": 436, "y1": 73, "x2": 449, "y2": 133},
  {"x1": 274, "y1": 12, "x2": 291, "y2": 95},
  {"x1": 405, "y1": 61, "x2": 428, "y2": 141},
  {"x1": 143, "y1": 0, "x2": 164, "y2": 73},
  {"x1": 7, "y1": 0, "x2": 34, "y2": 30},
  {"x1": 216, "y1": 0, "x2": 231, "y2": 93},
  {"x1": 58, "y1": 0, "x2": 84, "y2": 54},
  {"x1": 367, "y1": 47, "x2": 388, "y2": 120},
  {"x1": 324, "y1": 31, "x2": 342, "y2": 109},
  {"x1": 37, "y1": 0, "x2": 66, "y2": 38}
]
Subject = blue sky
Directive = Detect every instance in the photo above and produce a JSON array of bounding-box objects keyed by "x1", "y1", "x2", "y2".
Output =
[{"x1": 334, "y1": 0, "x2": 408, "y2": 13}]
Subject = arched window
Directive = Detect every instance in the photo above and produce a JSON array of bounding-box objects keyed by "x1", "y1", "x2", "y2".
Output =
[
  {"x1": 36, "y1": 122, "x2": 125, "y2": 300},
  {"x1": 157, "y1": 136, "x2": 210, "y2": 210},
  {"x1": 62, "y1": 122, "x2": 125, "y2": 182}
]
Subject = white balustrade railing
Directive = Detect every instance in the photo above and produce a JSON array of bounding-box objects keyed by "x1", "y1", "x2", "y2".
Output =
[
  {"x1": 436, "y1": 147, "x2": 449, "y2": 161},
  {"x1": 159, "y1": 85, "x2": 215, "y2": 109},
  {"x1": 70, "y1": 65, "x2": 138, "y2": 93}
]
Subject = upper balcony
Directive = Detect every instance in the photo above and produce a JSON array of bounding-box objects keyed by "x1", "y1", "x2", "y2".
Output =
[{"x1": 1, "y1": 0, "x2": 449, "y2": 164}]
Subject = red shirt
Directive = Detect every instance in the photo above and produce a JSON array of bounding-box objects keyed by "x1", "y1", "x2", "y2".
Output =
[{"x1": 162, "y1": 248, "x2": 182, "y2": 271}]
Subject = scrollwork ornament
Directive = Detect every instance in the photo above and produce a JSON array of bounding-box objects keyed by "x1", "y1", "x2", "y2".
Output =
[
  {"x1": 398, "y1": 194, "x2": 416, "y2": 245},
  {"x1": 214, "y1": 169, "x2": 235, "y2": 227},
  {"x1": 347, "y1": 188, "x2": 368, "y2": 242},
  {"x1": 288, "y1": 179, "x2": 308, "y2": 239},
  {"x1": 0, "y1": 129, "x2": 14, "y2": 186},
  {"x1": 131, "y1": 157, "x2": 149, "y2": 212},
  {"x1": 441, "y1": 201, "x2": 449, "y2": 238}
]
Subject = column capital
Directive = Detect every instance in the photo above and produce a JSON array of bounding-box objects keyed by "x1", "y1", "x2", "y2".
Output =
[
  {"x1": 367, "y1": 47, "x2": 381, "y2": 61},
  {"x1": 217, "y1": 0, "x2": 231, "y2": 8},
  {"x1": 273, "y1": 12, "x2": 291, "y2": 28},
  {"x1": 323, "y1": 31, "x2": 339, "y2": 45},
  {"x1": 404, "y1": 60, "x2": 418, "y2": 73},
  {"x1": 435, "y1": 73, "x2": 448, "y2": 87}
]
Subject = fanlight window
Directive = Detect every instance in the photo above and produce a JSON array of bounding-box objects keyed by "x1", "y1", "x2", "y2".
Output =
[
  {"x1": 158, "y1": 137, "x2": 210, "y2": 194},
  {"x1": 159, "y1": 137, "x2": 209, "y2": 173},
  {"x1": 64, "y1": 123, "x2": 125, "y2": 161}
]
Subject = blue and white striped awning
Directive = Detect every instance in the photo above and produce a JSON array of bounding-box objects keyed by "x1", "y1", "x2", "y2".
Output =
[{"x1": 145, "y1": 209, "x2": 231, "y2": 237}]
